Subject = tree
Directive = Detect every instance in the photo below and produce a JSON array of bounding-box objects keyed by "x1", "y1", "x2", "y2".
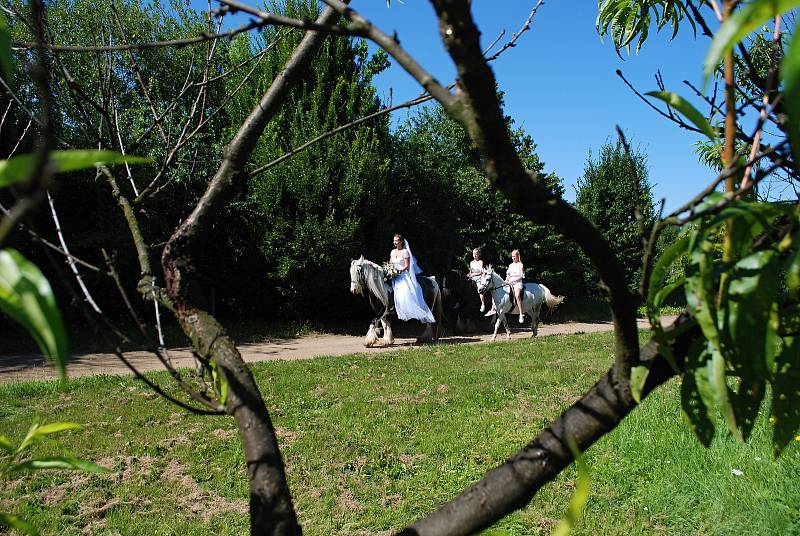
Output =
[
  {"x1": 388, "y1": 104, "x2": 585, "y2": 296},
  {"x1": 575, "y1": 137, "x2": 655, "y2": 294},
  {"x1": 2, "y1": 0, "x2": 799, "y2": 534},
  {"x1": 221, "y1": 0, "x2": 392, "y2": 316}
]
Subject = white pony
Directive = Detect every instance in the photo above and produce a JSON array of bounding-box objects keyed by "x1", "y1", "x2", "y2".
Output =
[
  {"x1": 476, "y1": 267, "x2": 564, "y2": 340},
  {"x1": 349, "y1": 256, "x2": 443, "y2": 347}
]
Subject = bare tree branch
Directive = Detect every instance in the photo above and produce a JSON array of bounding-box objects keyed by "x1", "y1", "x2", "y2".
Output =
[
  {"x1": 161, "y1": 5, "x2": 349, "y2": 533},
  {"x1": 14, "y1": 19, "x2": 266, "y2": 53}
]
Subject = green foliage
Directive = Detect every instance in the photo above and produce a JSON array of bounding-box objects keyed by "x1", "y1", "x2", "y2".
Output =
[
  {"x1": 597, "y1": 0, "x2": 697, "y2": 53},
  {"x1": 221, "y1": 0, "x2": 391, "y2": 314},
  {"x1": 0, "y1": 249, "x2": 67, "y2": 376},
  {"x1": 387, "y1": 104, "x2": 582, "y2": 294},
  {"x1": 0, "y1": 150, "x2": 149, "y2": 187},
  {"x1": 0, "y1": 421, "x2": 109, "y2": 535},
  {"x1": 783, "y1": 24, "x2": 800, "y2": 165},
  {"x1": 704, "y1": 0, "x2": 800, "y2": 82},
  {"x1": 551, "y1": 438, "x2": 591, "y2": 536},
  {"x1": 647, "y1": 199, "x2": 800, "y2": 455},
  {"x1": 0, "y1": 17, "x2": 12, "y2": 81},
  {"x1": 2, "y1": 0, "x2": 226, "y2": 317},
  {"x1": 575, "y1": 138, "x2": 655, "y2": 294}
]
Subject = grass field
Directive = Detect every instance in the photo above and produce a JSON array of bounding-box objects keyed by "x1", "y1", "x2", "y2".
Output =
[{"x1": 1, "y1": 331, "x2": 797, "y2": 535}]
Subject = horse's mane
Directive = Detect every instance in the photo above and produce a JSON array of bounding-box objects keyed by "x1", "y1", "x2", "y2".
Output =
[{"x1": 360, "y1": 259, "x2": 389, "y2": 306}]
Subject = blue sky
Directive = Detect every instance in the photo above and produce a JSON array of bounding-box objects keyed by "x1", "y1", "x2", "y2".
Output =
[
  {"x1": 357, "y1": 1, "x2": 714, "y2": 213},
  {"x1": 198, "y1": 1, "x2": 720, "y2": 213}
]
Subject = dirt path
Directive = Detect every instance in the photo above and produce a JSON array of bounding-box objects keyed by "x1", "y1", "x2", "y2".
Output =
[{"x1": 0, "y1": 317, "x2": 673, "y2": 383}]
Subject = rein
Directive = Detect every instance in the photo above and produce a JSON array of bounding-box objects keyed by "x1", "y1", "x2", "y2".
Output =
[{"x1": 480, "y1": 273, "x2": 512, "y2": 293}]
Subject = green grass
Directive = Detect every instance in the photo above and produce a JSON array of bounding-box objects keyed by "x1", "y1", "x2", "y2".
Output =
[{"x1": 1, "y1": 332, "x2": 797, "y2": 535}]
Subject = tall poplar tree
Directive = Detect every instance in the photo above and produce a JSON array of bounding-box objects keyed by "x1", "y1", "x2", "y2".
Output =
[
  {"x1": 575, "y1": 138, "x2": 655, "y2": 294},
  {"x1": 222, "y1": 0, "x2": 391, "y2": 315}
]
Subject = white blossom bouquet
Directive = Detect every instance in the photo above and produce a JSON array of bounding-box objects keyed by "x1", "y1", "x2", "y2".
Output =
[{"x1": 382, "y1": 261, "x2": 401, "y2": 282}]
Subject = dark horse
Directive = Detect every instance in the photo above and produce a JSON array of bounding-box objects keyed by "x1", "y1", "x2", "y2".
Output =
[
  {"x1": 441, "y1": 268, "x2": 490, "y2": 333},
  {"x1": 349, "y1": 256, "x2": 443, "y2": 346}
]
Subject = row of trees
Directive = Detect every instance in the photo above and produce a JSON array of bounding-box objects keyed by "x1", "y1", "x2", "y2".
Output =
[
  {"x1": 0, "y1": 0, "x2": 658, "y2": 328},
  {"x1": 2, "y1": 0, "x2": 798, "y2": 534}
]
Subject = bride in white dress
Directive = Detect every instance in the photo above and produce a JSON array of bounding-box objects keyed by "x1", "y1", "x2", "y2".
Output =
[{"x1": 389, "y1": 233, "x2": 435, "y2": 323}]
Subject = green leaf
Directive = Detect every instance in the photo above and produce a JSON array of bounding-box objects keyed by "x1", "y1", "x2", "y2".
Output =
[
  {"x1": 630, "y1": 364, "x2": 650, "y2": 404},
  {"x1": 0, "y1": 249, "x2": 68, "y2": 377},
  {"x1": 681, "y1": 339, "x2": 716, "y2": 447},
  {"x1": 782, "y1": 23, "x2": 800, "y2": 166},
  {"x1": 551, "y1": 436, "x2": 591, "y2": 536},
  {"x1": 704, "y1": 0, "x2": 800, "y2": 83},
  {"x1": 772, "y1": 336, "x2": 800, "y2": 456},
  {"x1": 647, "y1": 233, "x2": 689, "y2": 372},
  {"x1": 710, "y1": 350, "x2": 742, "y2": 441},
  {"x1": 0, "y1": 513, "x2": 38, "y2": 536},
  {"x1": 646, "y1": 91, "x2": 717, "y2": 140},
  {"x1": 787, "y1": 246, "x2": 800, "y2": 297},
  {"x1": 32, "y1": 422, "x2": 82, "y2": 437},
  {"x1": 732, "y1": 379, "x2": 765, "y2": 442},
  {"x1": 779, "y1": 302, "x2": 800, "y2": 336},
  {"x1": 685, "y1": 235, "x2": 723, "y2": 356},
  {"x1": 17, "y1": 422, "x2": 80, "y2": 453},
  {"x1": 0, "y1": 17, "x2": 13, "y2": 82},
  {"x1": 12, "y1": 456, "x2": 110, "y2": 473},
  {"x1": 0, "y1": 150, "x2": 150, "y2": 187},
  {"x1": 209, "y1": 359, "x2": 229, "y2": 406},
  {"x1": 0, "y1": 434, "x2": 15, "y2": 454},
  {"x1": 727, "y1": 250, "x2": 780, "y2": 379}
]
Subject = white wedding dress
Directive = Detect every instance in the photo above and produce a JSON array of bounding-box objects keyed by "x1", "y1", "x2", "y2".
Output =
[{"x1": 391, "y1": 242, "x2": 435, "y2": 323}]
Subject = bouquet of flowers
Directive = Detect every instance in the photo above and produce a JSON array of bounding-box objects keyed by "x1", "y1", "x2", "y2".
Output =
[{"x1": 382, "y1": 261, "x2": 401, "y2": 282}]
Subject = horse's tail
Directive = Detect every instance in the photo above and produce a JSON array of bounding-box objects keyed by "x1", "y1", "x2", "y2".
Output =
[
  {"x1": 430, "y1": 276, "x2": 444, "y2": 337},
  {"x1": 540, "y1": 284, "x2": 565, "y2": 311}
]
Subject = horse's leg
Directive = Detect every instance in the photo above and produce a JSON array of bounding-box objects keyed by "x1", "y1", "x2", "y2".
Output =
[
  {"x1": 530, "y1": 303, "x2": 541, "y2": 337},
  {"x1": 365, "y1": 320, "x2": 379, "y2": 347},
  {"x1": 491, "y1": 312, "x2": 502, "y2": 341},
  {"x1": 382, "y1": 317, "x2": 394, "y2": 345},
  {"x1": 502, "y1": 311, "x2": 511, "y2": 340}
]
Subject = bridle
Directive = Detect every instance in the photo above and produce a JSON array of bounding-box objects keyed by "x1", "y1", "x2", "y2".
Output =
[
  {"x1": 351, "y1": 261, "x2": 366, "y2": 296},
  {"x1": 478, "y1": 270, "x2": 511, "y2": 293}
]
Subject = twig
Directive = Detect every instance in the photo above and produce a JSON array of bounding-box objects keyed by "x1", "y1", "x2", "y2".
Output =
[
  {"x1": 665, "y1": 140, "x2": 789, "y2": 222},
  {"x1": 0, "y1": 201, "x2": 102, "y2": 272},
  {"x1": 46, "y1": 191, "x2": 105, "y2": 314},
  {"x1": 219, "y1": 0, "x2": 355, "y2": 36},
  {"x1": 14, "y1": 20, "x2": 265, "y2": 53},
  {"x1": 484, "y1": 0, "x2": 544, "y2": 62},
  {"x1": 103, "y1": 249, "x2": 223, "y2": 412},
  {"x1": 8, "y1": 117, "x2": 33, "y2": 157},
  {"x1": 249, "y1": 92, "x2": 433, "y2": 177},
  {"x1": 616, "y1": 69, "x2": 702, "y2": 135},
  {"x1": 0, "y1": 99, "x2": 12, "y2": 133},
  {"x1": 742, "y1": 16, "x2": 782, "y2": 189},
  {"x1": 111, "y1": 3, "x2": 168, "y2": 144},
  {"x1": 112, "y1": 348, "x2": 224, "y2": 415}
]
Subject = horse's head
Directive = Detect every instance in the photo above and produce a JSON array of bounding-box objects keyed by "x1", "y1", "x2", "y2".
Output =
[
  {"x1": 441, "y1": 268, "x2": 462, "y2": 300},
  {"x1": 476, "y1": 266, "x2": 494, "y2": 293},
  {"x1": 350, "y1": 256, "x2": 365, "y2": 296}
]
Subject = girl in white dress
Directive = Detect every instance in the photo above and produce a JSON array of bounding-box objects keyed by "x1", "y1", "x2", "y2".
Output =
[
  {"x1": 390, "y1": 234, "x2": 435, "y2": 323},
  {"x1": 466, "y1": 247, "x2": 489, "y2": 313},
  {"x1": 506, "y1": 249, "x2": 525, "y2": 323}
]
